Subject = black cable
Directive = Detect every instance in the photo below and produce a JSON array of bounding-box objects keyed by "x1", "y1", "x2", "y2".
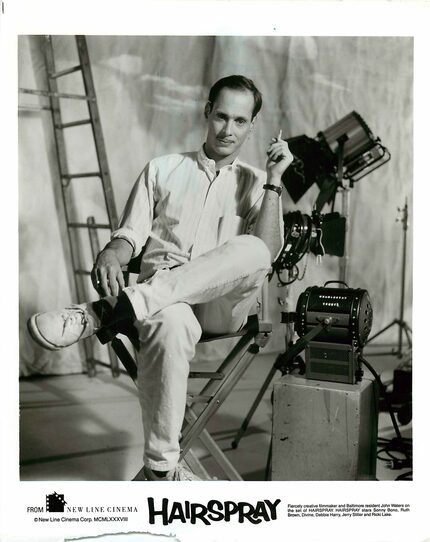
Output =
[
  {"x1": 275, "y1": 265, "x2": 299, "y2": 286},
  {"x1": 361, "y1": 356, "x2": 412, "y2": 479},
  {"x1": 377, "y1": 447, "x2": 400, "y2": 462},
  {"x1": 396, "y1": 470, "x2": 412, "y2": 481},
  {"x1": 377, "y1": 439, "x2": 412, "y2": 465},
  {"x1": 360, "y1": 356, "x2": 402, "y2": 440}
]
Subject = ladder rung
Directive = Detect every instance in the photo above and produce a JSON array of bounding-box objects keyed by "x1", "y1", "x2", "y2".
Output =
[
  {"x1": 49, "y1": 64, "x2": 82, "y2": 79},
  {"x1": 19, "y1": 104, "x2": 52, "y2": 112},
  {"x1": 68, "y1": 222, "x2": 111, "y2": 229},
  {"x1": 57, "y1": 119, "x2": 91, "y2": 129},
  {"x1": 62, "y1": 172, "x2": 100, "y2": 179},
  {"x1": 19, "y1": 88, "x2": 95, "y2": 101},
  {"x1": 75, "y1": 270, "x2": 91, "y2": 276}
]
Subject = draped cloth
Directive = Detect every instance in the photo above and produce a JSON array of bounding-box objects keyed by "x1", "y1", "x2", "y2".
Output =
[{"x1": 18, "y1": 35, "x2": 412, "y2": 375}]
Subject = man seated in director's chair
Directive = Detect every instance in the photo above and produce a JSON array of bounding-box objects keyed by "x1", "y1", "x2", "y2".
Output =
[{"x1": 27, "y1": 75, "x2": 294, "y2": 481}]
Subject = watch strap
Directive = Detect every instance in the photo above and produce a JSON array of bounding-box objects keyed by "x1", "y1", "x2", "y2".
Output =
[{"x1": 263, "y1": 183, "x2": 282, "y2": 196}]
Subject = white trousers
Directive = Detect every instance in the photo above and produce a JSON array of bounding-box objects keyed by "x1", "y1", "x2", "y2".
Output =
[{"x1": 123, "y1": 235, "x2": 271, "y2": 471}]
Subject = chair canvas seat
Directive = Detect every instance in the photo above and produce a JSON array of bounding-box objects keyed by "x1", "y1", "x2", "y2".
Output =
[{"x1": 199, "y1": 314, "x2": 258, "y2": 342}]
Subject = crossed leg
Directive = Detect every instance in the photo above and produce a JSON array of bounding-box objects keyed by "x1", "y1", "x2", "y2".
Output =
[{"x1": 28, "y1": 235, "x2": 271, "y2": 479}]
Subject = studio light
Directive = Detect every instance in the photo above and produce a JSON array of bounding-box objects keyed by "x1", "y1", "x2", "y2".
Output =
[
  {"x1": 318, "y1": 112, "x2": 391, "y2": 183},
  {"x1": 278, "y1": 111, "x2": 391, "y2": 284},
  {"x1": 282, "y1": 111, "x2": 391, "y2": 207}
]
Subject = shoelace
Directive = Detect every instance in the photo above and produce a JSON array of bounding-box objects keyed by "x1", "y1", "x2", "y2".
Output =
[
  {"x1": 171, "y1": 464, "x2": 197, "y2": 481},
  {"x1": 61, "y1": 307, "x2": 88, "y2": 337}
]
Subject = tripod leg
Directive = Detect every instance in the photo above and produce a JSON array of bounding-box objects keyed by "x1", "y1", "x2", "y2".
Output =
[
  {"x1": 366, "y1": 320, "x2": 397, "y2": 344},
  {"x1": 397, "y1": 319, "x2": 403, "y2": 358},
  {"x1": 395, "y1": 320, "x2": 413, "y2": 358},
  {"x1": 402, "y1": 323, "x2": 412, "y2": 348},
  {"x1": 231, "y1": 362, "x2": 278, "y2": 449}
]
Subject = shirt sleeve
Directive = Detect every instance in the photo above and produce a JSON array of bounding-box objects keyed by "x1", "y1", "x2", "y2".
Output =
[{"x1": 110, "y1": 161, "x2": 156, "y2": 258}]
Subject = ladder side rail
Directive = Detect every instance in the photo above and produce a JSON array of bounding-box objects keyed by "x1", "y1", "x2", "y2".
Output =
[
  {"x1": 87, "y1": 216, "x2": 120, "y2": 378},
  {"x1": 44, "y1": 35, "x2": 96, "y2": 376},
  {"x1": 76, "y1": 36, "x2": 119, "y2": 230},
  {"x1": 43, "y1": 36, "x2": 85, "y2": 301}
]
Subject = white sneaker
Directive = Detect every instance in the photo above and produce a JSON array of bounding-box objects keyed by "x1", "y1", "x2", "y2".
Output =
[
  {"x1": 141, "y1": 463, "x2": 201, "y2": 481},
  {"x1": 27, "y1": 304, "x2": 99, "y2": 351}
]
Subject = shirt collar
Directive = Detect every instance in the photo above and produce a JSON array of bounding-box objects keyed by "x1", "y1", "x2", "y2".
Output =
[{"x1": 197, "y1": 145, "x2": 239, "y2": 180}]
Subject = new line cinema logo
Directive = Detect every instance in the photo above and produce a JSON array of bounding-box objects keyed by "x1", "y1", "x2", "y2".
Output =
[
  {"x1": 46, "y1": 492, "x2": 66, "y2": 512},
  {"x1": 26, "y1": 492, "x2": 138, "y2": 520}
]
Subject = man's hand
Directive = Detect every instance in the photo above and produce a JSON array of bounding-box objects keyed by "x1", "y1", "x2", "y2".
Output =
[
  {"x1": 266, "y1": 131, "x2": 294, "y2": 181},
  {"x1": 91, "y1": 249, "x2": 126, "y2": 297}
]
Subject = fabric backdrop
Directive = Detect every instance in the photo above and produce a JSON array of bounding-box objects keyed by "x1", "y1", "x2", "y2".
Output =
[{"x1": 18, "y1": 35, "x2": 413, "y2": 375}]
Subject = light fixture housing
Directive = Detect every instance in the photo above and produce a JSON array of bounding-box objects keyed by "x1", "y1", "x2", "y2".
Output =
[{"x1": 281, "y1": 111, "x2": 391, "y2": 202}]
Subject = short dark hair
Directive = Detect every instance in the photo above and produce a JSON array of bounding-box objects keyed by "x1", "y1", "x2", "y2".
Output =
[{"x1": 207, "y1": 75, "x2": 263, "y2": 120}]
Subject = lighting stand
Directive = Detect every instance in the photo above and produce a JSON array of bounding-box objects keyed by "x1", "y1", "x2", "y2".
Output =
[
  {"x1": 316, "y1": 134, "x2": 353, "y2": 286},
  {"x1": 335, "y1": 135, "x2": 356, "y2": 287},
  {"x1": 365, "y1": 199, "x2": 412, "y2": 358},
  {"x1": 336, "y1": 136, "x2": 348, "y2": 285},
  {"x1": 234, "y1": 314, "x2": 334, "y2": 475},
  {"x1": 231, "y1": 272, "x2": 300, "y2": 450},
  {"x1": 231, "y1": 137, "x2": 355, "y2": 449}
]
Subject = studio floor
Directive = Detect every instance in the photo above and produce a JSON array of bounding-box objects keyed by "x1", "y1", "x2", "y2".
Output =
[{"x1": 19, "y1": 345, "x2": 412, "y2": 482}]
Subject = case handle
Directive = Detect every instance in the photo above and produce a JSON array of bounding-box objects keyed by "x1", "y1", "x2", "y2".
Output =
[{"x1": 323, "y1": 280, "x2": 350, "y2": 288}]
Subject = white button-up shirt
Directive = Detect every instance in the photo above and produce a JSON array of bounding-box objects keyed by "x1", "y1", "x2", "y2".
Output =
[{"x1": 112, "y1": 146, "x2": 281, "y2": 280}]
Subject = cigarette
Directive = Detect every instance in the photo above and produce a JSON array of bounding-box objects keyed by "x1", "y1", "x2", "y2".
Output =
[{"x1": 277, "y1": 129, "x2": 283, "y2": 141}]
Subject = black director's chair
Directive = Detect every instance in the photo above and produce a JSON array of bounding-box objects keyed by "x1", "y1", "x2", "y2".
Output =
[{"x1": 109, "y1": 252, "x2": 272, "y2": 481}]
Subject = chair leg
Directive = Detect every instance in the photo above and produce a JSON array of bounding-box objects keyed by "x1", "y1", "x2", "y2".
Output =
[
  {"x1": 180, "y1": 333, "x2": 257, "y2": 448},
  {"x1": 183, "y1": 408, "x2": 243, "y2": 481},
  {"x1": 180, "y1": 334, "x2": 267, "y2": 475},
  {"x1": 111, "y1": 327, "x2": 272, "y2": 481},
  {"x1": 182, "y1": 448, "x2": 212, "y2": 481}
]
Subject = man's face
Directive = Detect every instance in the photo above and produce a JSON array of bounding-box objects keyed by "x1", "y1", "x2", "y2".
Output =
[{"x1": 205, "y1": 87, "x2": 256, "y2": 162}]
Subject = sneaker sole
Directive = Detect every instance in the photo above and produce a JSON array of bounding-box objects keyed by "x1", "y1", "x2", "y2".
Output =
[{"x1": 27, "y1": 314, "x2": 61, "y2": 351}]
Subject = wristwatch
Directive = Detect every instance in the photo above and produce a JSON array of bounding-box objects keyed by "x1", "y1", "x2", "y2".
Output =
[{"x1": 263, "y1": 183, "x2": 282, "y2": 196}]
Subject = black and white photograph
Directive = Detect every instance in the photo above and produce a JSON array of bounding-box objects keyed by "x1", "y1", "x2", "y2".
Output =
[
  {"x1": 18, "y1": 32, "x2": 412, "y2": 482},
  {"x1": 2, "y1": 1, "x2": 430, "y2": 541}
]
